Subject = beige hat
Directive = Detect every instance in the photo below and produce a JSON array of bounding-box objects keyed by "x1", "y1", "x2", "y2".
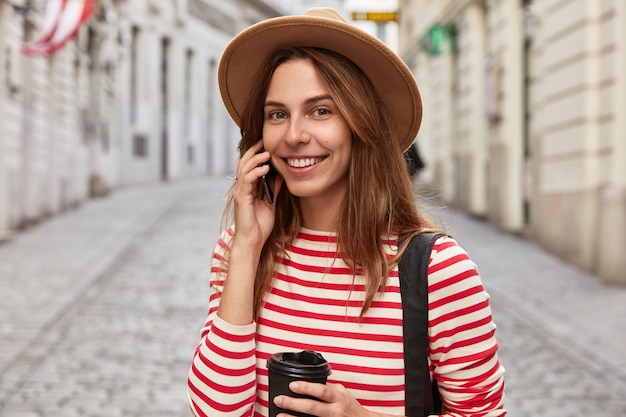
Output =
[{"x1": 218, "y1": 7, "x2": 422, "y2": 151}]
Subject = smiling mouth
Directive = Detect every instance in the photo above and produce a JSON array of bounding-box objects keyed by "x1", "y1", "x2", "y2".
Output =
[{"x1": 286, "y1": 157, "x2": 326, "y2": 168}]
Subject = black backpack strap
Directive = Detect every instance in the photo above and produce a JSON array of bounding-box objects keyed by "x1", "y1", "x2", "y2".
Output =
[{"x1": 398, "y1": 233, "x2": 444, "y2": 417}]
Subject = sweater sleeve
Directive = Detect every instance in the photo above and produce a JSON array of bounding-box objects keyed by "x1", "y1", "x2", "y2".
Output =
[
  {"x1": 187, "y1": 228, "x2": 258, "y2": 417},
  {"x1": 427, "y1": 236, "x2": 506, "y2": 417}
]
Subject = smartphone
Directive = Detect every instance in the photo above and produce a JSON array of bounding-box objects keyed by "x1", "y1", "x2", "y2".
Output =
[{"x1": 260, "y1": 162, "x2": 275, "y2": 204}]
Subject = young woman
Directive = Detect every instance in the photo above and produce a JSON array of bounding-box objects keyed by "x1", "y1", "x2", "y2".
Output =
[{"x1": 188, "y1": 8, "x2": 506, "y2": 417}]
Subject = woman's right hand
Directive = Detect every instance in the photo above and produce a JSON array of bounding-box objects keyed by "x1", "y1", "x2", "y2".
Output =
[
  {"x1": 217, "y1": 140, "x2": 283, "y2": 325},
  {"x1": 232, "y1": 140, "x2": 283, "y2": 250}
]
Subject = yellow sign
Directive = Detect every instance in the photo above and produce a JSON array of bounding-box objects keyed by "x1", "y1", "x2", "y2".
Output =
[{"x1": 351, "y1": 12, "x2": 398, "y2": 23}]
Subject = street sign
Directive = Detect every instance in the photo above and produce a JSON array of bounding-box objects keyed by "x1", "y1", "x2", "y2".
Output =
[{"x1": 351, "y1": 12, "x2": 398, "y2": 23}]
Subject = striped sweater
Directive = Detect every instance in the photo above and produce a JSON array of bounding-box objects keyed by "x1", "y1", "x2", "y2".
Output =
[{"x1": 188, "y1": 227, "x2": 506, "y2": 417}]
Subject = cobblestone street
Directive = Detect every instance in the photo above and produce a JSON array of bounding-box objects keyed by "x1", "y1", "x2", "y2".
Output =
[{"x1": 1, "y1": 176, "x2": 625, "y2": 417}]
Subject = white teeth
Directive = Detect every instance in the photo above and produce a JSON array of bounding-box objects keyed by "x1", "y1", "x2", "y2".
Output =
[{"x1": 287, "y1": 157, "x2": 323, "y2": 168}]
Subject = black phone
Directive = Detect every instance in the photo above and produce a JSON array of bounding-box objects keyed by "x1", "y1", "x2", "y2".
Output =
[{"x1": 260, "y1": 163, "x2": 275, "y2": 204}]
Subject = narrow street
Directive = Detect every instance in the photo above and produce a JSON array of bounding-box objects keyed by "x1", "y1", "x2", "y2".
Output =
[{"x1": 1, "y1": 176, "x2": 625, "y2": 417}]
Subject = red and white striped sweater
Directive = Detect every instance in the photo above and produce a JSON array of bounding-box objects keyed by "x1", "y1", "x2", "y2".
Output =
[{"x1": 188, "y1": 227, "x2": 506, "y2": 417}]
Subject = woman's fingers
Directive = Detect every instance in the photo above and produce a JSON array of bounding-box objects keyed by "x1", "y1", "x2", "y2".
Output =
[
  {"x1": 274, "y1": 382, "x2": 365, "y2": 417},
  {"x1": 234, "y1": 142, "x2": 271, "y2": 192},
  {"x1": 231, "y1": 140, "x2": 279, "y2": 245}
]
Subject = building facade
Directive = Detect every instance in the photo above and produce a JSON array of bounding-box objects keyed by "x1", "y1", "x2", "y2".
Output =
[
  {"x1": 1, "y1": 0, "x2": 95, "y2": 239},
  {"x1": 399, "y1": 0, "x2": 626, "y2": 284},
  {"x1": 0, "y1": 0, "x2": 347, "y2": 240}
]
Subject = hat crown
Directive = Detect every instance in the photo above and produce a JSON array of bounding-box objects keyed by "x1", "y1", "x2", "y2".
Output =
[{"x1": 304, "y1": 7, "x2": 347, "y2": 23}]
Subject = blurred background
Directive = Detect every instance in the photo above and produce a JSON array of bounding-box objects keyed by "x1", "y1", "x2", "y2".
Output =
[
  {"x1": 2, "y1": 0, "x2": 625, "y2": 284},
  {"x1": 1, "y1": 1, "x2": 626, "y2": 416}
]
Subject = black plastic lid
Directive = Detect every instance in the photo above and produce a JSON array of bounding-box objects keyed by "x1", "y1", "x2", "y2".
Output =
[{"x1": 266, "y1": 350, "x2": 331, "y2": 378}]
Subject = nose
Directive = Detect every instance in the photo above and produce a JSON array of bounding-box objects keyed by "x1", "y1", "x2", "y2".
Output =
[{"x1": 284, "y1": 114, "x2": 311, "y2": 146}]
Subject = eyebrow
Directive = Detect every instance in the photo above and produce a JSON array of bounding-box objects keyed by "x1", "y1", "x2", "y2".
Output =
[{"x1": 264, "y1": 94, "x2": 334, "y2": 108}]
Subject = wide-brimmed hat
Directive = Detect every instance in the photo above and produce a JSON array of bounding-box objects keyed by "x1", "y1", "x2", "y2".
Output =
[{"x1": 218, "y1": 7, "x2": 422, "y2": 151}]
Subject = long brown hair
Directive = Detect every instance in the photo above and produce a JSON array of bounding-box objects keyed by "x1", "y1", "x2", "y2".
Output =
[{"x1": 228, "y1": 47, "x2": 438, "y2": 318}]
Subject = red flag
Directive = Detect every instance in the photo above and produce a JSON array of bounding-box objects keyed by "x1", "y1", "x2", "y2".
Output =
[{"x1": 22, "y1": 0, "x2": 95, "y2": 57}]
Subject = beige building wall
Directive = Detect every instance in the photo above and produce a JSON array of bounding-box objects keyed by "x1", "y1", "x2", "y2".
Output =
[
  {"x1": 0, "y1": 6, "x2": 25, "y2": 239},
  {"x1": 486, "y1": 0, "x2": 526, "y2": 231},
  {"x1": 599, "y1": 0, "x2": 626, "y2": 283},
  {"x1": 453, "y1": 3, "x2": 488, "y2": 216},
  {"x1": 399, "y1": 0, "x2": 626, "y2": 284},
  {"x1": 399, "y1": 0, "x2": 435, "y2": 194},
  {"x1": 400, "y1": 0, "x2": 525, "y2": 229},
  {"x1": 531, "y1": 0, "x2": 626, "y2": 283},
  {"x1": 0, "y1": 4, "x2": 93, "y2": 238},
  {"x1": 399, "y1": 0, "x2": 456, "y2": 202}
]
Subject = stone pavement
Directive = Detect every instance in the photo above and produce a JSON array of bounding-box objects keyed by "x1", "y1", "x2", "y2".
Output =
[
  {"x1": 0, "y1": 176, "x2": 625, "y2": 417},
  {"x1": 0, "y1": 177, "x2": 228, "y2": 417}
]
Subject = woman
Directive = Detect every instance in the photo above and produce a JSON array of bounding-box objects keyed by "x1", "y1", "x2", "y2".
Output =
[{"x1": 188, "y1": 8, "x2": 505, "y2": 417}]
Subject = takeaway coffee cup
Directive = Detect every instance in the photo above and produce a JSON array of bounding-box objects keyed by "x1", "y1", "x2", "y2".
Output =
[{"x1": 266, "y1": 350, "x2": 332, "y2": 417}]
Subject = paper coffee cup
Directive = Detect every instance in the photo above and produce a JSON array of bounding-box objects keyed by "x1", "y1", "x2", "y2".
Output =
[{"x1": 266, "y1": 350, "x2": 331, "y2": 417}]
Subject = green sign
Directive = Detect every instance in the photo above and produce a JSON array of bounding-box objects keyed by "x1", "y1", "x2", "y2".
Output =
[{"x1": 419, "y1": 23, "x2": 456, "y2": 56}]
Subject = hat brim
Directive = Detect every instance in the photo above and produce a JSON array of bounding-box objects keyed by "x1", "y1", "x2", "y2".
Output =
[{"x1": 218, "y1": 11, "x2": 422, "y2": 151}]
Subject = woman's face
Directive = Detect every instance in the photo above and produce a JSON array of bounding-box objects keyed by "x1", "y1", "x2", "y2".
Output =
[{"x1": 262, "y1": 58, "x2": 353, "y2": 206}]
